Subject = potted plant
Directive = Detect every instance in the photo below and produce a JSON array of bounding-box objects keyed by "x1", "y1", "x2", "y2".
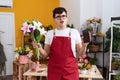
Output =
[
  {"x1": 105, "y1": 26, "x2": 120, "y2": 52},
  {"x1": 78, "y1": 55, "x2": 97, "y2": 74},
  {"x1": 15, "y1": 46, "x2": 33, "y2": 64},
  {"x1": 111, "y1": 57, "x2": 120, "y2": 70},
  {"x1": 81, "y1": 17, "x2": 101, "y2": 34}
]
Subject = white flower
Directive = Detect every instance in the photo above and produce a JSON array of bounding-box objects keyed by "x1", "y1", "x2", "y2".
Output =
[
  {"x1": 32, "y1": 20, "x2": 42, "y2": 30},
  {"x1": 39, "y1": 28, "x2": 47, "y2": 35}
]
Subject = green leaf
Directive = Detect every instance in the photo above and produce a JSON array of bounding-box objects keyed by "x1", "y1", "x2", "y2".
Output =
[
  {"x1": 31, "y1": 33, "x2": 37, "y2": 43},
  {"x1": 34, "y1": 29, "x2": 40, "y2": 38},
  {"x1": 36, "y1": 35, "x2": 43, "y2": 43}
]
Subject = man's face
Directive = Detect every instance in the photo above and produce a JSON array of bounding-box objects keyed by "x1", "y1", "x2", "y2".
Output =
[{"x1": 54, "y1": 12, "x2": 68, "y2": 29}]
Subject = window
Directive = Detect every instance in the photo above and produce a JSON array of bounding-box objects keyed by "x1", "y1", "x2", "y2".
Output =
[{"x1": 0, "y1": 0, "x2": 13, "y2": 8}]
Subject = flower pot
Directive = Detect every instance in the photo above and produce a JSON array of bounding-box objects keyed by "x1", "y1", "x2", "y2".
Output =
[{"x1": 19, "y1": 55, "x2": 29, "y2": 64}]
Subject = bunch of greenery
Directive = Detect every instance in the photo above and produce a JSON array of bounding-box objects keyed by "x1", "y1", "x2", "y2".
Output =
[
  {"x1": 105, "y1": 24, "x2": 120, "y2": 52},
  {"x1": 112, "y1": 58, "x2": 120, "y2": 70},
  {"x1": 79, "y1": 55, "x2": 97, "y2": 69},
  {"x1": 41, "y1": 24, "x2": 53, "y2": 31},
  {"x1": 67, "y1": 24, "x2": 74, "y2": 28},
  {"x1": 114, "y1": 73, "x2": 120, "y2": 80}
]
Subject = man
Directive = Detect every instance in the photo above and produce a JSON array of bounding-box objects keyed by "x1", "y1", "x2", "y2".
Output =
[{"x1": 33, "y1": 7, "x2": 88, "y2": 80}]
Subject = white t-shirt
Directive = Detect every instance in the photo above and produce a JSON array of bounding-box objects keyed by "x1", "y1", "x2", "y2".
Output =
[{"x1": 45, "y1": 28, "x2": 82, "y2": 57}]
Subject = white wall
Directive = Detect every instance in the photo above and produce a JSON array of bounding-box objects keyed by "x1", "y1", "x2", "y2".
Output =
[
  {"x1": 60, "y1": 0, "x2": 80, "y2": 30},
  {"x1": 102, "y1": 0, "x2": 120, "y2": 33},
  {"x1": 112, "y1": 0, "x2": 120, "y2": 17},
  {"x1": 60, "y1": 0, "x2": 120, "y2": 34},
  {"x1": 102, "y1": 0, "x2": 113, "y2": 34},
  {"x1": 80, "y1": 0, "x2": 102, "y2": 28}
]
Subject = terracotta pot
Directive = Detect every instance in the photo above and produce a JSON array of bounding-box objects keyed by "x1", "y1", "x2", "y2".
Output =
[{"x1": 19, "y1": 55, "x2": 29, "y2": 64}]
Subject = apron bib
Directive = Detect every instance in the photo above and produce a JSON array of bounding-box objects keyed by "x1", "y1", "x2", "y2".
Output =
[{"x1": 48, "y1": 31, "x2": 79, "y2": 80}]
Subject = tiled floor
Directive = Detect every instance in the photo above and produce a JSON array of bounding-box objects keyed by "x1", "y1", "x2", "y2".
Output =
[
  {"x1": 0, "y1": 75, "x2": 105, "y2": 80},
  {"x1": 0, "y1": 75, "x2": 12, "y2": 80}
]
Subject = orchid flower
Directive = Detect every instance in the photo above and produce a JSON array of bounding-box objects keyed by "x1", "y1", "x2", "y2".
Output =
[
  {"x1": 29, "y1": 24, "x2": 34, "y2": 33},
  {"x1": 39, "y1": 28, "x2": 47, "y2": 35},
  {"x1": 21, "y1": 22, "x2": 31, "y2": 34},
  {"x1": 32, "y1": 21, "x2": 42, "y2": 30}
]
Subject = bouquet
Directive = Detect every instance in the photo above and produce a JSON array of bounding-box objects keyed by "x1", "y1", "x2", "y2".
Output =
[
  {"x1": 81, "y1": 17, "x2": 102, "y2": 34},
  {"x1": 21, "y1": 20, "x2": 46, "y2": 60},
  {"x1": 79, "y1": 55, "x2": 89, "y2": 69}
]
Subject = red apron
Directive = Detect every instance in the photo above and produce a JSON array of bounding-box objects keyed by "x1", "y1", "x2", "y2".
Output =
[{"x1": 48, "y1": 31, "x2": 79, "y2": 80}]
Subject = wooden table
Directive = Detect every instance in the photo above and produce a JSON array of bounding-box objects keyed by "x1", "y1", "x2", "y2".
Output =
[
  {"x1": 23, "y1": 64, "x2": 103, "y2": 80},
  {"x1": 79, "y1": 65, "x2": 103, "y2": 80},
  {"x1": 23, "y1": 64, "x2": 47, "y2": 80}
]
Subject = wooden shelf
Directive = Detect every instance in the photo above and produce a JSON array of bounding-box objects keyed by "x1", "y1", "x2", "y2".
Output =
[{"x1": 13, "y1": 61, "x2": 30, "y2": 80}]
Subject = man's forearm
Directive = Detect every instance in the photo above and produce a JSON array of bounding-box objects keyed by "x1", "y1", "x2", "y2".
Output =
[
  {"x1": 78, "y1": 43, "x2": 88, "y2": 56},
  {"x1": 38, "y1": 45, "x2": 49, "y2": 58}
]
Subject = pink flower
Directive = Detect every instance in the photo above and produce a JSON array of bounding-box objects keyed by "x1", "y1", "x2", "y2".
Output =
[
  {"x1": 79, "y1": 58, "x2": 84, "y2": 63},
  {"x1": 27, "y1": 52, "x2": 33, "y2": 58},
  {"x1": 21, "y1": 22, "x2": 31, "y2": 34},
  {"x1": 79, "y1": 55, "x2": 90, "y2": 69},
  {"x1": 84, "y1": 59, "x2": 89, "y2": 64}
]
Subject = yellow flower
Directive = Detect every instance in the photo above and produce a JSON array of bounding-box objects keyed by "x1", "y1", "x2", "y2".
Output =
[
  {"x1": 30, "y1": 50, "x2": 33, "y2": 53},
  {"x1": 26, "y1": 47, "x2": 30, "y2": 51},
  {"x1": 18, "y1": 47, "x2": 22, "y2": 50},
  {"x1": 14, "y1": 46, "x2": 32, "y2": 55},
  {"x1": 15, "y1": 48, "x2": 18, "y2": 51}
]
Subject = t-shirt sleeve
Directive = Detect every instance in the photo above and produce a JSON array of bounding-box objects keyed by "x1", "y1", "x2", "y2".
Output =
[{"x1": 45, "y1": 30, "x2": 53, "y2": 45}]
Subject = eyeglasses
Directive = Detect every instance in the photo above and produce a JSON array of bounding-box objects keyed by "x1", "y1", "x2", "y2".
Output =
[{"x1": 55, "y1": 15, "x2": 67, "y2": 20}]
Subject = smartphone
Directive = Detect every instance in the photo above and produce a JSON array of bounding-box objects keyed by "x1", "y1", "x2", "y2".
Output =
[{"x1": 82, "y1": 30, "x2": 91, "y2": 43}]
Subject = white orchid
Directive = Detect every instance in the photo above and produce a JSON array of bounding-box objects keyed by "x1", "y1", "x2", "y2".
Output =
[
  {"x1": 39, "y1": 28, "x2": 47, "y2": 35},
  {"x1": 32, "y1": 20, "x2": 42, "y2": 30}
]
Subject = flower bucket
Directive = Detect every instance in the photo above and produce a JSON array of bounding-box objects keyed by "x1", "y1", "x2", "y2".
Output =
[
  {"x1": 30, "y1": 61, "x2": 40, "y2": 71},
  {"x1": 19, "y1": 55, "x2": 29, "y2": 64}
]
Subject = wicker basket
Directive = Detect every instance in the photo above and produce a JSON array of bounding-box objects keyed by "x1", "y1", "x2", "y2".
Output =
[{"x1": 88, "y1": 45, "x2": 100, "y2": 52}]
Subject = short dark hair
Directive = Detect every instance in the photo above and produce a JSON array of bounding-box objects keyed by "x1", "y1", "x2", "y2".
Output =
[{"x1": 52, "y1": 7, "x2": 67, "y2": 18}]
